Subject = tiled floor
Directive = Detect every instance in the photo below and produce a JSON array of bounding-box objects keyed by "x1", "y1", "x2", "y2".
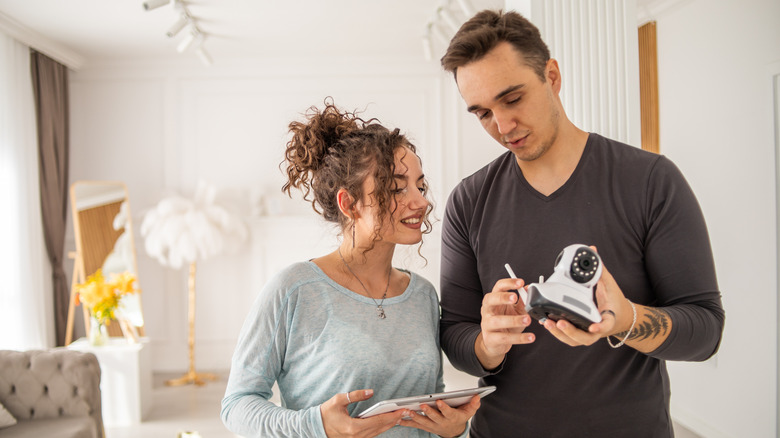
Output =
[{"x1": 106, "y1": 365, "x2": 701, "y2": 438}]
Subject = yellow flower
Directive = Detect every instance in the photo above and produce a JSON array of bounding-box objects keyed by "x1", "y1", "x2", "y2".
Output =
[
  {"x1": 76, "y1": 269, "x2": 139, "y2": 325},
  {"x1": 110, "y1": 271, "x2": 137, "y2": 295}
]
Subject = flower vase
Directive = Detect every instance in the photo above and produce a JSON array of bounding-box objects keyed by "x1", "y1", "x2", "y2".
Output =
[{"x1": 88, "y1": 316, "x2": 109, "y2": 346}]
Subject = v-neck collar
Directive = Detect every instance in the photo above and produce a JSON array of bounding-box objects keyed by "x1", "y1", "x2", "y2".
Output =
[{"x1": 510, "y1": 133, "x2": 594, "y2": 201}]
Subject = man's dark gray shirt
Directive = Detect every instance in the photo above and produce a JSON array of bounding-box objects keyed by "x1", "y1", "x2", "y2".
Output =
[{"x1": 440, "y1": 133, "x2": 725, "y2": 437}]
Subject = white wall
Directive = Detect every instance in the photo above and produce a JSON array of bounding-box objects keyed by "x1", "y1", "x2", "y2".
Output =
[
  {"x1": 66, "y1": 56, "x2": 498, "y2": 374},
  {"x1": 651, "y1": 0, "x2": 780, "y2": 436},
  {"x1": 66, "y1": 0, "x2": 780, "y2": 435}
]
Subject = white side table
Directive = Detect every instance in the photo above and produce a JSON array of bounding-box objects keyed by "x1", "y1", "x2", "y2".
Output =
[{"x1": 67, "y1": 337, "x2": 152, "y2": 427}]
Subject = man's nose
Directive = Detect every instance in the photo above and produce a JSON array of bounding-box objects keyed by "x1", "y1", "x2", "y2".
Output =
[{"x1": 494, "y1": 109, "x2": 516, "y2": 135}]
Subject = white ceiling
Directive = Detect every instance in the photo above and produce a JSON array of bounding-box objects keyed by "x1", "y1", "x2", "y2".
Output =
[{"x1": 0, "y1": 0, "x2": 504, "y2": 68}]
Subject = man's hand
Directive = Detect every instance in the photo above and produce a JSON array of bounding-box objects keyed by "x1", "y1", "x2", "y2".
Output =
[
  {"x1": 476, "y1": 278, "x2": 535, "y2": 370},
  {"x1": 540, "y1": 249, "x2": 642, "y2": 348},
  {"x1": 540, "y1": 263, "x2": 625, "y2": 346}
]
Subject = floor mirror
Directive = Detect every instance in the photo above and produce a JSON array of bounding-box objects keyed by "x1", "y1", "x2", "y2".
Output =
[{"x1": 65, "y1": 181, "x2": 145, "y2": 344}]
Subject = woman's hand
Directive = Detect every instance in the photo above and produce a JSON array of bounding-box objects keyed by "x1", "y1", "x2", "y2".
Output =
[
  {"x1": 397, "y1": 394, "x2": 480, "y2": 437},
  {"x1": 321, "y1": 389, "x2": 406, "y2": 438}
]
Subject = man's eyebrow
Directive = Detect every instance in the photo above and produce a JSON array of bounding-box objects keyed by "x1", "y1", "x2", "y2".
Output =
[{"x1": 466, "y1": 84, "x2": 525, "y2": 113}]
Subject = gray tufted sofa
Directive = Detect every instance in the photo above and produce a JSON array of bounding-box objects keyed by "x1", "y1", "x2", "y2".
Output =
[{"x1": 0, "y1": 349, "x2": 104, "y2": 438}]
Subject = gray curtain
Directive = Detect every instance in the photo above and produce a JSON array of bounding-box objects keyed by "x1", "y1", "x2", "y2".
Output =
[{"x1": 30, "y1": 50, "x2": 70, "y2": 346}]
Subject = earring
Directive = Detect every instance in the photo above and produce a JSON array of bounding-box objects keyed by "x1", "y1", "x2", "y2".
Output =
[{"x1": 352, "y1": 221, "x2": 356, "y2": 248}]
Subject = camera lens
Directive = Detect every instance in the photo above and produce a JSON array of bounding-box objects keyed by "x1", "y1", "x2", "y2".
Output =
[{"x1": 570, "y1": 247, "x2": 599, "y2": 283}]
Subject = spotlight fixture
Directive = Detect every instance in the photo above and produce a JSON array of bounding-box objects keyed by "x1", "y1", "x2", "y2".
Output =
[
  {"x1": 431, "y1": 21, "x2": 450, "y2": 46},
  {"x1": 177, "y1": 28, "x2": 201, "y2": 53},
  {"x1": 142, "y1": 0, "x2": 214, "y2": 65},
  {"x1": 195, "y1": 47, "x2": 212, "y2": 66},
  {"x1": 438, "y1": 7, "x2": 460, "y2": 34},
  {"x1": 422, "y1": 34, "x2": 433, "y2": 62},
  {"x1": 455, "y1": 0, "x2": 475, "y2": 17},
  {"x1": 167, "y1": 14, "x2": 189, "y2": 38},
  {"x1": 142, "y1": 0, "x2": 170, "y2": 11},
  {"x1": 422, "y1": 0, "x2": 473, "y2": 62}
]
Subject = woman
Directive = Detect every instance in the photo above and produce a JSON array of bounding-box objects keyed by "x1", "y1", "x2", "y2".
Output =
[{"x1": 221, "y1": 101, "x2": 479, "y2": 437}]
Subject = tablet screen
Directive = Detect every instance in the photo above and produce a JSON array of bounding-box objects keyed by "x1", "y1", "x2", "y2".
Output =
[{"x1": 357, "y1": 386, "x2": 496, "y2": 418}]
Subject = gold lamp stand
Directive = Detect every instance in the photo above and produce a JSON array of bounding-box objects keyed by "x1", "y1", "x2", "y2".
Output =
[{"x1": 165, "y1": 261, "x2": 218, "y2": 386}]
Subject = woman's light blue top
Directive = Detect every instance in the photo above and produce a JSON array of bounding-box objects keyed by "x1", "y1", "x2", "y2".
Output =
[{"x1": 221, "y1": 261, "x2": 448, "y2": 437}]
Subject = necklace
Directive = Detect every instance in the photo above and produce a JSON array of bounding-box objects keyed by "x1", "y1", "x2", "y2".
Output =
[{"x1": 338, "y1": 248, "x2": 390, "y2": 319}]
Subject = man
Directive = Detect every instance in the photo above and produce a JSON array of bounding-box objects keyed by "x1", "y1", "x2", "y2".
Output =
[{"x1": 439, "y1": 10, "x2": 725, "y2": 437}]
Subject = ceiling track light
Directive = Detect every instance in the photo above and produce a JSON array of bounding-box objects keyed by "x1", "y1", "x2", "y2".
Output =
[
  {"x1": 422, "y1": 34, "x2": 433, "y2": 62},
  {"x1": 142, "y1": 0, "x2": 170, "y2": 11},
  {"x1": 195, "y1": 47, "x2": 212, "y2": 66},
  {"x1": 422, "y1": 0, "x2": 475, "y2": 62},
  {"x1": 142, "y1": 0, "x2": 214, "y2": 65},
  {"x1": 431, "y1": 22, "x2": 451, "y2": 46},
  {"x1": 177, "y1": 28, "x2": 202, "y2": 53},
  {"x1": 455, "y1": 0, "x2": 475, "y2": 17},
  {"x1": 438, "y1": 6, "x2": 460, "y2": 34},
  {"x1": 167, "y1": 14, "x2": 189, "y2": 38}
]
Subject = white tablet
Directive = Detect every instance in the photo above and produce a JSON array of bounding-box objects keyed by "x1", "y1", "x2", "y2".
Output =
[{"x1": 357, "y1": 386, "x2": 496, "y2": 418}]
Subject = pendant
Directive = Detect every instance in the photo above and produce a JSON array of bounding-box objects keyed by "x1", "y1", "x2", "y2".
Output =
[{"x1": 376, "y1": 306, "x2": 386, "y2": 319}]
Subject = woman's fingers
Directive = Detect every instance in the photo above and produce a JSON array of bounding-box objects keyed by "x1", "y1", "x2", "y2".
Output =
[{"x1": 343, "y1": 389, "x2": 374, "y2": 406}]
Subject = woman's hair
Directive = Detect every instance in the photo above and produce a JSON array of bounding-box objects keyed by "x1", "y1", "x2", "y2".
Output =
[
  {"x1": 282, "y1": 99, "x2": 432, "y2": 250},
  {"x1": 441, "y1": 9, "x2": 550, "y2": 82}
]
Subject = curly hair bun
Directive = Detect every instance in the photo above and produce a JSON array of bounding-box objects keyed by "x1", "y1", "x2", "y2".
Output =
[
  {"x1": 285, "y1": 100, "x2": 362, "y2": 174},
  {"x1": 282, "y1": 99, "x2": 374, "y2": 220}
]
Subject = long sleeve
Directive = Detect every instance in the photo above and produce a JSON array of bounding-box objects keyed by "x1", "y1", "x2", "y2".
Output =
[
  {"x1": 221, "y1": 272, "x2": 327, "y2": 438},
  {"x1": 641, "y1": 156, "x2": 725, "y2": 361},
  {"x1": 439, "y1": 180, "x2": 497, "y2": 378},
  {"x1": 222, "y1": 262, "x2": 445, "y2": 438},
  {"x1": 436, "y1": 135, "x2": 723, "y2": 437}
]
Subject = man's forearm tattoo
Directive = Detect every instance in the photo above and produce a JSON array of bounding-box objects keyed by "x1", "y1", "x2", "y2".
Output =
[{"x1": 614, "y1": 308, "x2": 670, "y2": 341}]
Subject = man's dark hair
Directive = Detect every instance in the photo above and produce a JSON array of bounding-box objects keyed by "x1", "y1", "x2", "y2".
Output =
[{"x1": 441, "y1": 9, "x2": 551, "y2": 82}]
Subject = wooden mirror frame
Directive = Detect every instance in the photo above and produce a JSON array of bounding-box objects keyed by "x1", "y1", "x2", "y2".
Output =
[{"x1": 65, "y1": 180, "x2": 145, "y2": 344}]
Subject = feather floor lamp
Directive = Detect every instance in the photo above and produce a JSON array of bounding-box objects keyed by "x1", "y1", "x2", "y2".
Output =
[{"x1": 141, "y1": 181, "x2": 247, "y2": 386}]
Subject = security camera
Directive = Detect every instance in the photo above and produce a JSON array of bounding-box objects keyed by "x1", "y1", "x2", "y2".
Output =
[{"x1": 520, "y1": 244, "x2": 603, "y2": 330}]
